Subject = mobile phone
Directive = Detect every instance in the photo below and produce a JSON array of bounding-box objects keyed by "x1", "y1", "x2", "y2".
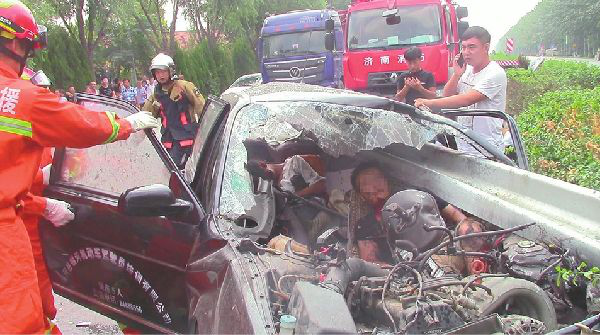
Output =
[{"x1": 457, "y1": 53, "x2": 465, "y2": 68}]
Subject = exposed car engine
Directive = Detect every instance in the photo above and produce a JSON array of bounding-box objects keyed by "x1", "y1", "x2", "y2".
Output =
[{"x1": 250, "y1": 189, "x2": 598, "y2": 334}]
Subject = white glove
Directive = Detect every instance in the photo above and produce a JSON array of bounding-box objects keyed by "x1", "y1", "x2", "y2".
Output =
[
  {"x1": 43, "y1": 198, "x2": 75, "y2": 228},
  {"x1": 42, "y1": 164, "x2": 52, "y2": 185},
  {"x1": 125, "y1": 111, "x2": 160, "y2": 132}
]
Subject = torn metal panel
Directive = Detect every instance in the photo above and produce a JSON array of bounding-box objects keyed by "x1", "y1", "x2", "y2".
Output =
[{"x1": 368, "y1": 143, "x2": 600, "y2": 263}]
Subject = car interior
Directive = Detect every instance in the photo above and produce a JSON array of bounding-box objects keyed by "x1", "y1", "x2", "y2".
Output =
[{"x1": 234, "y1": 134, "x2": 589, "y2": 334}]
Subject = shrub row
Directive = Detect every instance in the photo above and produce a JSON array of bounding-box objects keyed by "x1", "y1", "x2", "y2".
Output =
[{"x1": 514, "y1": 62, "x2": 600, "y2": 190}]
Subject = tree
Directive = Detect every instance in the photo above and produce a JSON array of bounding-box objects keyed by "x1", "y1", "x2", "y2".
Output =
[
  {"x1": 128, "y1": 0, "x2": 183, "y2": 55},
  {"x1": 40, "y1": 0, "x2": 118, "y2": 72},
  {"x1": 184, "y1": 0, "x2": 326, "y2": 47},
  {"x1": 498, "y1": 0, "x2": 600, "y2": 57},
  {"x1": 29, "y1": 28, "x2": 94, "y2": 90}
]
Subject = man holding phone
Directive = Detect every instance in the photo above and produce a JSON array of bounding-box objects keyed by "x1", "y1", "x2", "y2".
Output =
[
  {"x1": 415, "y1": 26, "x2": 507, "y2": 156},
  {"x1": 395, "y1": 47, "x2": 437, "y2": 105}
]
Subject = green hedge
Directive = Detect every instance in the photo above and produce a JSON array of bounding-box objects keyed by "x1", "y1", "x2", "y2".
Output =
[
  {"x1": 507, "y1": 60, "x2": 600, "y2": 115},
  {"x1": 174, "y1": 38, "x2": 258, "y2": 97},
  {"x1": 516, "y1": 79, "x2": 600, "y2": 190},
  {"x1": 29, "y1": 28, "x2": 94, "y2": 91}
]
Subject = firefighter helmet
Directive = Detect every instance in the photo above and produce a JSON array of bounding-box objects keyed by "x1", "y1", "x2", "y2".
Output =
[
  {"x1": 150, "y1": 53, "x2": 176, "y2": 80},
  {"x1": 0, "y1": 0, "x2": 47, "y2": 50}
]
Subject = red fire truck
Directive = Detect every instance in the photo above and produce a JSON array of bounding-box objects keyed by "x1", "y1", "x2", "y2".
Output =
[{"x1": 339, "y1": 0, "x2": 469, "y2": 95}]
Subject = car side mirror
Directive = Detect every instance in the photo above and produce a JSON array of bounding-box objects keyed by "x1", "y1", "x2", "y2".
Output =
[
  {"x1": 325, "y1": 18, "x2": 335, "y2": 32},
  {"x1": 118, "y1": 184, "x2": 193, "y2": 217},
  {"x1": 325, "y1": 32, "x2": 335, "y2": 51},
  {"x1": 456, "y1": 6, "x2": 468, "y2": 20},
  {"x1": 458, "y1": 21, "x2": 469, "y2": 39}
]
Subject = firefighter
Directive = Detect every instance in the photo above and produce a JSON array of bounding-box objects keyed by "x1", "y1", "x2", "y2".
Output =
[
  {"x1": 143, "y1": 53, "x2": 206, "y2": 169},
  {"x1": 0, "y1": 1, "x2": 159, "y2": 332},
  {"x1": 19, "y1": 70, "x2": 66, "y2": 333}
]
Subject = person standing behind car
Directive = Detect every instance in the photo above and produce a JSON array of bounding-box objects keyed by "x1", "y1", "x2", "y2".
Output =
[
  {"x1": 121, "y1": 79, "x2": 137, "y2": 105},
  {"x1": 85, "y1": 81, "x2": 98, "y2": 94},
  {"x1": 98, "y1": 77, "x2": 115, "y2": 98},
  {"x1": 65, "y1": 86, "x2": 76, "y2": 102},
  {"x1": 135, "y1": 79, "x2": 147, "y2": 108},
  {"x1": 143, "y1": 53, "x2": 206, "y2": 168},
  {"x1": 394, "y1": 47, "x2": 437, "y2": 106},
  {"x1": 415, "y1": 26, "x2": 507, "y2": 156}
]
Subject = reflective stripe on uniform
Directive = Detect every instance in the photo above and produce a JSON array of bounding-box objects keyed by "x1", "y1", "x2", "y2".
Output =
[
  {"x1": 180, "y1": 112, "x2": 188, "y2": 125},
  {"x1": 103, "y1": 111, "x2": 120, "y2": 144},
  {"x1": 0, "y1": 115, "x2": 32, "y2": 138},
  {"x1": 44, "y1": 319, "x2": 59, "y2": 334},
  {"x1": 179, "y1": 139, "x2": 194, "y2": 147}
]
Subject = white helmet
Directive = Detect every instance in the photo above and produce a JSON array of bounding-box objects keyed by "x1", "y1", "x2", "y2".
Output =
[
  {"x1": 30, "y1": 70, "x2": 51, "y2": 87},
  {"x1": 150, "y1": 53, "x2": 176, "y2": 80}
]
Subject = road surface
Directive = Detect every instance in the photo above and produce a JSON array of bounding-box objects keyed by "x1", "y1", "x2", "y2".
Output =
[{"x1": 53, "y1": 294, "x2": 122, "y2": 335}]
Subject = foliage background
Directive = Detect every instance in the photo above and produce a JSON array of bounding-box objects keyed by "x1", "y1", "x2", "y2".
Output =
[
  {"x1": 497, "y1": 0, "x2": 600, "y2": 57},
  {"x1": 510, "y1": 61, "x2": 600, "y2": 190},
  {"x1": 21, "y1": 0, "x2": 330, "y2": 95}
]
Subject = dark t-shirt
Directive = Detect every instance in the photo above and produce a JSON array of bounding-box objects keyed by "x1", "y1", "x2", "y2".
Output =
[
  {"x1": 99, "y1": 86, "x2": 114, "y2": 97},
  {"x1": 396, "y1": 70, "x2": 436, "y2": 106}
]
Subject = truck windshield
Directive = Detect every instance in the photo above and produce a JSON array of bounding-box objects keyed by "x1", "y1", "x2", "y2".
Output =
[
  {"x1": 263, "y1": 30, "x2": 327, "y2": 59},
  {"x1": 347, "y1": 5, "x2": 442, "y2": 50}
]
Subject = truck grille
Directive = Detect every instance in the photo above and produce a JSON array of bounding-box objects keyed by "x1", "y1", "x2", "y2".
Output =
[
  {"x1": 367, "y1": 71, "x2": 400, "y2": 89},
  {"x1": 264, "y1": 56, "x2": 326, "y2": 84}
]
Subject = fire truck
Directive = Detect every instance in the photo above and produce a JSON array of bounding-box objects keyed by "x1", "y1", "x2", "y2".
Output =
[{"x1": 339, "y1": 0, "x2": 469, "y2": 95}]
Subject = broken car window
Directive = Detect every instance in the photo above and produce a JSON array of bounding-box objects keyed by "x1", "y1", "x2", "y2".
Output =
[
  {"x1": 219, "y1": 101, "x2": 462, "y2": 218},
  {"x1": 58, "y1": 102, "x2": 171, "y2": 196}
]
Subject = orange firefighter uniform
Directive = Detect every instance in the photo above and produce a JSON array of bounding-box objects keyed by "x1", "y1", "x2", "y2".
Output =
[
  {"x1": 0, "y1": 63, "x2": 132, "y2": 333},
  {"x1": 20, "y1": 148, "x2": 59, "y2": 332}
]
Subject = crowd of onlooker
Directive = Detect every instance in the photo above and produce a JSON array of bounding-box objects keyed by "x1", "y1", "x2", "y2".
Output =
[
  {"x1": 85, "y1": 75, "x2": 158, "y2": 108},
  {"x1": 53, "y1": 75, "x2": 161, "y2": 109}
]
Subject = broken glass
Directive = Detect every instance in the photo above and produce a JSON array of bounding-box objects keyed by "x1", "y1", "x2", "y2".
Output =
[{"x1": 219, "y1": 101, "x2": 463, "y2": 218}]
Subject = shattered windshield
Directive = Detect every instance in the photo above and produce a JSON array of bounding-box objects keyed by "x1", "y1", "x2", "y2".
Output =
[{"x1": 219, "y1": 100, "x2": 462, "y2": 218}]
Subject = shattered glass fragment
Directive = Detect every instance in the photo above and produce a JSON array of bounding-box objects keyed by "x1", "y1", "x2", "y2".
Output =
[{"x1": 219, "y1": 101, "x2": 465, "y2": 218}]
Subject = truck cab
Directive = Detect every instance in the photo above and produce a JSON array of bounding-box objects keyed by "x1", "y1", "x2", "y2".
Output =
[
  {"x1": 341, "y1": 0, "x2": 469, "y2": 95},
  {"x1": 258, "y1": 9, "x2": 344, "y2": 87}
]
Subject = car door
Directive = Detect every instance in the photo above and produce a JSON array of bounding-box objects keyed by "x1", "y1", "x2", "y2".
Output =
[
  {"x1": 440, "y1": 109, "x2": 529, "y2": 170},
  {"x1": 41, "y1": 93, "x2": 206, "y2": 333}
]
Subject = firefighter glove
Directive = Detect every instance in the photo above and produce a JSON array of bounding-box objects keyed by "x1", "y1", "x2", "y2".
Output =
[
  {"x1": 43, "y1": 198, "x2": 75, "y2": 227},
  {"x1": 125, "y1": 111, "x2": 160, "y2": 132}
]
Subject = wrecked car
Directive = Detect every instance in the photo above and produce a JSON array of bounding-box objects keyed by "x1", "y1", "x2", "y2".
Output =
[{"x1": 41, "y1": 83, "x2": 600, "y2": 333}]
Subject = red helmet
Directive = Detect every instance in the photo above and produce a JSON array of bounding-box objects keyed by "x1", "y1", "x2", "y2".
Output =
[{"x1": 0, "y1": 0, "x2": 47, "y2": 50}]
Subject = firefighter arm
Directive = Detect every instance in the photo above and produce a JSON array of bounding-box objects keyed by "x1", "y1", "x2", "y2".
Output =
[
  {"x1": 185, "y1": 83, "x2": 205, "y2": 122},
  {"x1": 142, "y1": 95, "x2": 160, "y2": 118},
  {"x1": 22, "y1": 193, "x2": 47, "y2": 217},
  {"x1": 30, "y1": 87, "x2": 133, "y2": 148}
]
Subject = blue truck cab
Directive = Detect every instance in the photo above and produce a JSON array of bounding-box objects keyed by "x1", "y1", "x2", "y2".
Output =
[{"x1": 258, "y1": 9, "x2": 344, "y2": 87}]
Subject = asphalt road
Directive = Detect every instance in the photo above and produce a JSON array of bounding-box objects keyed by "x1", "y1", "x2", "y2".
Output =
[{"x1": 53, "y1": 294, "x2": 122, "y2": 335}]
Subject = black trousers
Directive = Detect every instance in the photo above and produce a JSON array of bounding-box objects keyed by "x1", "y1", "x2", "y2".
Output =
[{"x1": 166, "y1": 141, "x2": 192, "y2": 169}]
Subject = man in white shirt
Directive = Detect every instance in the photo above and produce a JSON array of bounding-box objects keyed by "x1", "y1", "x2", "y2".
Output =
[{"x1": 415, "y1": 26, "x2": 507, "y2": 156}]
